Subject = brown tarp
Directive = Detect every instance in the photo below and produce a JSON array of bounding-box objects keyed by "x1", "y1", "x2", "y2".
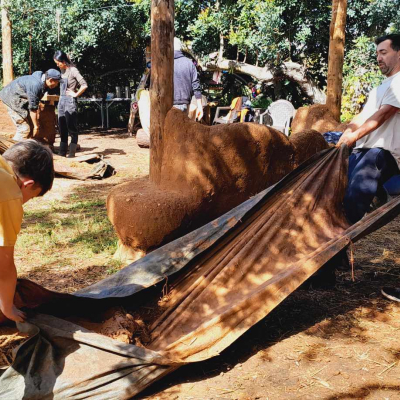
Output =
[{"x1": 2, "y1": 146, "x2": 400, "y2": 399}]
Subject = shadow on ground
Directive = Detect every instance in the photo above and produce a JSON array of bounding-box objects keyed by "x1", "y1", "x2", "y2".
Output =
[{"x1": 141, "y1": 268, "x2": 398, "y2": 397}]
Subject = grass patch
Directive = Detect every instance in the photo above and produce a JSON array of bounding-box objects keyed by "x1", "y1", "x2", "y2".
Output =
[
  {"x1": 16, "y1": 195, "x2": 119, "y2": 273},
  {"x1": 105, "y1": 259, "x2": 124, "y2": 275}
]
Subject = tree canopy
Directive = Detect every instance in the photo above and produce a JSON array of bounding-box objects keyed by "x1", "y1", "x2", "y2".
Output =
[{"x1": 1, "y1": 0, "x2": 400, "y2": 116}]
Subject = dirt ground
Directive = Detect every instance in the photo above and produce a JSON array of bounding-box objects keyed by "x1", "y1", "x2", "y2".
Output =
[{"x1": 2, "y1": 128, "x2": 400, "y2": 399}]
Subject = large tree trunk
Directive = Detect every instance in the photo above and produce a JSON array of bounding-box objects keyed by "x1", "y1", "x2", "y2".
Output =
[
  {"x1": 149, "y1": 0, "x2": 174, "y2": 185},
  {"x1": 203, "y1": 59, "x2": 326, "y2": 104},
  {"x1": 326, "y1": 0, "x2": 347, "y2": 121},
  {"x1": 1, "y1": 0, "x2": 14, "y2": 86}
]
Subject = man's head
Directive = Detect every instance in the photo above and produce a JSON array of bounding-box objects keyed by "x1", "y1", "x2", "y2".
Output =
[
  {"x1": 174, "y1": 37, "x2": 182, "y2": 51},
  {"x1": 375, "y1": 34, "x2": 400, "y2": 77},
  {"x1": 3, "y1": 140, "x2": 54, "y2": 203},
  {"x1": 44, "y1": 69, "x2": 61, "y2": 89}
]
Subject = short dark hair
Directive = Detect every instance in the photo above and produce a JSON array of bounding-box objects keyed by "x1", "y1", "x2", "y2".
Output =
[
  {"x1": 375, "y1": 34, "x2": 400, "y2": 51},
  {"x1": 3, "y1": 140, "x2": 54, "y2": 196}
]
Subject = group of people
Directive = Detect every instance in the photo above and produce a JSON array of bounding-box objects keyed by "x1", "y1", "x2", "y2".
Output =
[
  {"x1": 0, "y1": 50, "x2": 87, "y2": 158},
  {"x1": 1, "y1": 34, "x2": 400, "y2": 324},
  {"x1": 0, "y1": 51, "x2": 87, "y2": 322}
]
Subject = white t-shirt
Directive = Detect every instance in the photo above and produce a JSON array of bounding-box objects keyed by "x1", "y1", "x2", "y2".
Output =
[{"x1": 355, "y1": 71, "x2": 400, "y2": 165}]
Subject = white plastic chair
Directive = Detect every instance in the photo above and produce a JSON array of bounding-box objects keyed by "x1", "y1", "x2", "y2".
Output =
[
  {"x1": 259, "y1": 100, "x2": 295, "y2": 135},
  {"x1": 213, "y1": 107, "x2": 238, "y2": 124}
]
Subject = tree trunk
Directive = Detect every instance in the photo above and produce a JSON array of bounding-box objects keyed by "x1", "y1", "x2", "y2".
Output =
[
  {"x1": 149, "y1": 0, "x2": 174, "y2": 185},
  {"x1": 218, "y1": 33, "x2": 224, "y2": 61},
  {"x1": 326, "y1": 0, "x2": 347, "y2": 121},
  {"x1": 1, "y1": 0, "x2": 14, "y2": 86},
  {"x1": 203, "y1": 58, "x2": 326, "y2": 104}
]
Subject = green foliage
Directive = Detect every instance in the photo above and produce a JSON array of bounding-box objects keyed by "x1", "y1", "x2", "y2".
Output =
[
  {"x1": 341, "y1": 35, "x2": 383, "y2": 121},
  {"x1": 5, "y1": 0, "x2": 151, "y2": 93},
  {"x1": 251, "y1": 95, "x2": 272, "y2": 109},
  {"x1": 2, "y1": 0, "x2": 400, "y2": 112}
]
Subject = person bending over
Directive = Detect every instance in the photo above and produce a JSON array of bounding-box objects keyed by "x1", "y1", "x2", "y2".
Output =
[{"x1": 0, "y1": 69, "x2": 61, "y2": 141}]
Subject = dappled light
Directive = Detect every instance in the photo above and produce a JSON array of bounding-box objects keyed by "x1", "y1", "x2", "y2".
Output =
[
  {"x1": 107, "y1": 108, "x2": 329, "y2": 255},
  {"x1": 4, "y1": 144, "x2": 400, "y2": 398},
  {"x1": 148, "y1": 147, "x2": 350, "y2": 361}
]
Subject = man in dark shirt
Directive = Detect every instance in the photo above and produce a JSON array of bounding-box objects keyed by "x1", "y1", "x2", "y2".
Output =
[
  {"x1": 0, "y1": 69, "x2": 61, "y2": 141},
  {"x1": 173, "y1": 37, "x2": 203, "y2": 121}
]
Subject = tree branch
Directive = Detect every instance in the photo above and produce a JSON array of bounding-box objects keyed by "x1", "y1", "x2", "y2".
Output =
[{"x1": 202, "y1": 58, "x2": 326, "y2": 104}]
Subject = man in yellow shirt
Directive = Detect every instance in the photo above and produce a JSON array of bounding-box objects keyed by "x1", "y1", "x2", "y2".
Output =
[{"x1": 0, "y1": 140, "x2": 54, "y2": 322}]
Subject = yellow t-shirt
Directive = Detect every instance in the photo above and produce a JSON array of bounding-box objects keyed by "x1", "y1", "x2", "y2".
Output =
[{"x1": 0, "y1": 155, "x2": 23, "y2": 246}]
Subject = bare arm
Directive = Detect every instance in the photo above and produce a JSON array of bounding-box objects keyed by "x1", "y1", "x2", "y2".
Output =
[
  {"x1": 337, "y1": 104, "x2": 399, "y2": 147},
  {"x1": 196, "y1": 98, "x2": 204, "y2": 121},
  {"x1": 66, "y1": 67, "x2": 88, "y2": 98},
  {"x1": 0, "y1": 246, "x2": 26, "y2": 322},
  {"x1": 30, "y1": 110, "x2": 39, "y2": 129},
  {"x1": 67, "y1": 85, "x2": 87, "y2": 98},
  {"x1": 343, "y1": 111, "x2": 367, "y2": 134}
]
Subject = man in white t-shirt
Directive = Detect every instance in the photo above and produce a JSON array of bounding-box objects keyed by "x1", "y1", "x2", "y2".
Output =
[
  {"x1": 338, "y1": 34, "x2": 400, "y2": 221},
  {"x1": 337, "y1": 34, "x2": 400, "y2": 301}
]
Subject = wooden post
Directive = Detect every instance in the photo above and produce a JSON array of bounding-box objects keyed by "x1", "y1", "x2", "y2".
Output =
[
  {"x1": 326, "y1": 0, "x2": 347, "y2": 121},
  {"x1": 1, "y1": 0, "x2": 14, "y2": 86},
  {"x1": 149, "y1": 0, "x2": 174, "y2": 185}
]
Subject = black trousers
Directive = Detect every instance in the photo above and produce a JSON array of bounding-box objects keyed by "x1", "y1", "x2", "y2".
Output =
[{"x1": 58, "y1": 96, "x2": 79, "y2": 144}]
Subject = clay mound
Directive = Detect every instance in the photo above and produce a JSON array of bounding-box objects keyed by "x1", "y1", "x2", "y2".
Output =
[
  {"x1": 34, "y1": 103, "x2": 57, "y2": 146},
  {"x1": 108, "y1": 177, "x2": 200, "y2": 251},
  {"x1": 290, "y1": 129, "x2": 331, "y2": 165},
  {"x1": 0, "y1": 102, "x2": 16, "y2": 138},
  {"x1": 108, "y1": 109, "x2": 329, "y2": 255},
  {"x1": 0, "y1": 101, "x2": 57, "y2": 144},
  {"x1": 292, "y1": 104, "x2": 347, "y2": 134},
  {"x1": 159, "y1": 115, "x2": 295, "y2": 203}
]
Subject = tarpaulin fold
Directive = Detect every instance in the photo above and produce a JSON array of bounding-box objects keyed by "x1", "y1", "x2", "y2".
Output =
[{"x1": 3, "y1": 146, "x2": 400, "y2": 399}]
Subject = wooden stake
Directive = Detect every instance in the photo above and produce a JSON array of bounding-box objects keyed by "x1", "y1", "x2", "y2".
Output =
[
  {"x1": 149, "y1": 0, "x2": 174, "y2": 185},
  {"x1": 326, "y1": 0, "x2": 348, "y2": 121}
]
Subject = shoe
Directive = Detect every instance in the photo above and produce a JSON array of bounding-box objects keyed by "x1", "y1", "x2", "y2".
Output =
[
  {"x1": 59, "y1": 142, "x2": 68, "y2": 157},
  {"x1": 370, "y1": 186, "x2": 391, "y2": 211},
  {"x1": 381, "y1": 287, "x2": 400, "y2": 302},
  {"x1": 67, "y1": 143, "x2": 78, "y2": 158}
]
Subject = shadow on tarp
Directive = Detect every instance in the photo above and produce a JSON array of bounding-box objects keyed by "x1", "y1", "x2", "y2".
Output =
[{"x1": 2, "y1": 146, "x2": 400, "y2": 399}]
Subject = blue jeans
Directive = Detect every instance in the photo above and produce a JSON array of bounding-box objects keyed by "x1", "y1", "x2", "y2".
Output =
[{"x1": 344, "y1": 148, "x2": 399, "y2": 224}]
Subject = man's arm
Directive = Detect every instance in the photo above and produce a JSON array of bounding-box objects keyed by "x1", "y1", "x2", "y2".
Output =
[
  {"x1": 196, "y1": 98, "x2": 204, "y2": 121},
  {"x1": 30, "y1": 110, "x2": 39, "y2": 134},
  {"x1": 337, "y1": 104, "x2": 399, "y2": 147},
  {"x1": 0, "y1": 246, "x2": 26, "y2": 322},
  {"x1": 191, "y1": 65, "x2": 203, "y2": 121},
  {"x1": 26, "y1": 83, "x2": 42, "y2": 134},
  {"x1": 342, "y1": 111, "x2": 366, "y2": 134}
]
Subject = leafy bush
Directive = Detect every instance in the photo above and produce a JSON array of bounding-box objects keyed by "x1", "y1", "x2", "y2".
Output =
[
  {"x1": 251, "y1": 95, "x2": 272, "y2": 109},
  {"x1": 341, "y1": 36, "x2": 383, "y2": 122}
]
